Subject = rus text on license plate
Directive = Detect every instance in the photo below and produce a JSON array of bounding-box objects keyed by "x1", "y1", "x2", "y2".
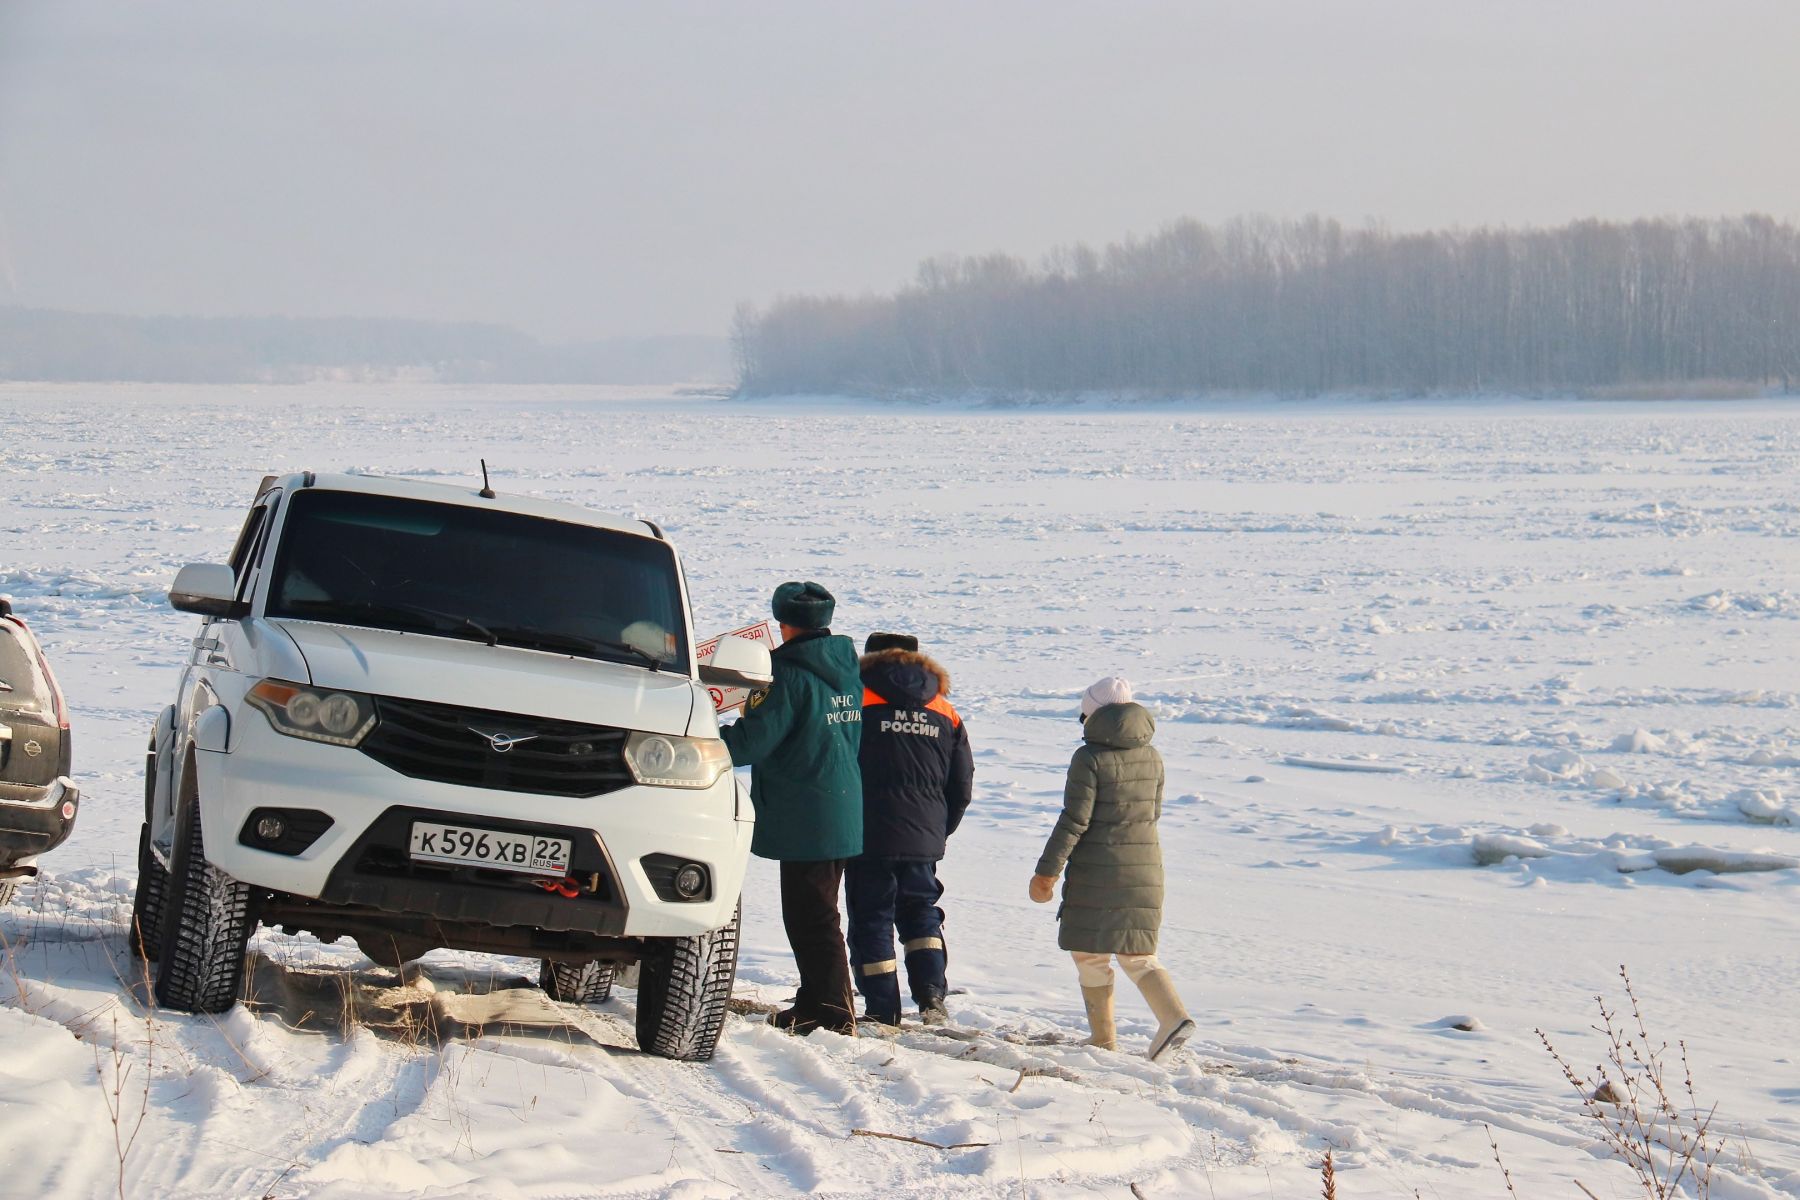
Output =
[{"x1": 408, "y1": 822, "x2": 572, "y2": 876}]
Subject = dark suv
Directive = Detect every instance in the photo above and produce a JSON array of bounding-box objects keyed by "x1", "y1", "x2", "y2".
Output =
[{"x1": 0, "y1": 596, "x2": 79, "y2": 904}]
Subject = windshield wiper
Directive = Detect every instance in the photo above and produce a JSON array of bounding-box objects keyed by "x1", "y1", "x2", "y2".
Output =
[
  {"x1": 282, "y1": 600, "x2": 666, "y2": 670},
  {"x1": 484, "y1": 626, "x2": 663, "y2": 672},
  {"x1": 286, "y1": 599, "x2": 499, "y2": 646}
]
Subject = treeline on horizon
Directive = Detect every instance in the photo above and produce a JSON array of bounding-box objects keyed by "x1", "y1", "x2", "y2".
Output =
[
  {"x1": 734, "y1": 214, "x2": 1800, "y2": 396},
  {"x1": 0, "y1": 307, "x2": 730, "y2": 384}
]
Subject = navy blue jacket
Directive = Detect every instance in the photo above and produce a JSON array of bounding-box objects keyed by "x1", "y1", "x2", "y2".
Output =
[{"x1": 856, "y1": 649, "x2": 973, "y2": 861}]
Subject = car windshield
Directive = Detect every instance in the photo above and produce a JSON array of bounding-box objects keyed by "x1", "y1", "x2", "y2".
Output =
[{"x1": 265, "y1": 490, "x2": 689, "y2": 671}]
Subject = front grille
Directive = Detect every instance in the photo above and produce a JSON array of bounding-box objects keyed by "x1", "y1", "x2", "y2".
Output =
[{"x1": 359, "y1": 697, "x2": 632, "y2": 797}]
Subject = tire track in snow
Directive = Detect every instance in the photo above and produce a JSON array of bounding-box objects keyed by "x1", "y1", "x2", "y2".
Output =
[{"x1": 556, "y1": 1001, "x2": 962, "y2": 1194}]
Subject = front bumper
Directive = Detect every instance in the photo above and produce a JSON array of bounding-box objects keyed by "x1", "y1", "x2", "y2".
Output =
[
  {"x1": 311, "y1": 805, "x2": 630, "y2": 934},
  {"x1": 0, "y1": 776, "x2": 80, "y2": 861},
  {"x1": 194, "y1": 716, "x2": 751, "y2": 939}
]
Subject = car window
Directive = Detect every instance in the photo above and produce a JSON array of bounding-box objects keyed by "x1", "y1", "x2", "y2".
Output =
[
  {"x1": 237, "y1": 491, "x2": 282, "y2": 600},
  {"x1": 226, "y1": 505, "x2": 269, "y2": 584},
  {"x1": 0, "y1": 625, "x2": 49, "y2": 708},
  {"x1": 265, "y1": 490, "x2": 690, "y2": 671}
]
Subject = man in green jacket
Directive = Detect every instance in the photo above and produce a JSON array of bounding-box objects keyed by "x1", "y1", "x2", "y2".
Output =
[{"x1": 720, "y1": 581, "x2": 864, "y2": 1035}]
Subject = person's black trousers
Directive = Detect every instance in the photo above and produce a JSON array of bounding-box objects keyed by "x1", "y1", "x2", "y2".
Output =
[
  {"x1": 845, "y1": 857, "x2": 948, "y2": 1023},
  {"x1": 778, "y1": 858, "x2": 855, "y2": 1029}
]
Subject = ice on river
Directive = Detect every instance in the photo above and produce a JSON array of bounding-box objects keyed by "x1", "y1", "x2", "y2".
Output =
[{"x1": 2, "y1": 383, "x2": 1798, "y2": 1198}]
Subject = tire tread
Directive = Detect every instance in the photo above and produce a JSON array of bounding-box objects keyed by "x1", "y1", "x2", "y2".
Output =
[
  {"x1": 130, "y1": 822, "x2": 169, "y2": 959},
  {"x1": 154, "y1": 768, "x2": 256, "y2": 1013},
  {"x1": 540, "y1": 959, "x2": 615, "y2": 1004},
  {"x1": 635, "y1": 903, "x2": 740, "y2": 1062}
]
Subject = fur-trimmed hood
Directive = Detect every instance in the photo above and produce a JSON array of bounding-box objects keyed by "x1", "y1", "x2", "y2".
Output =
[
  {"x1": 859, "y1": 647, "x2": 951, "y2": 695},
  {"x1": 855, "y1": 645, "x2": 974, "y2": 863}
]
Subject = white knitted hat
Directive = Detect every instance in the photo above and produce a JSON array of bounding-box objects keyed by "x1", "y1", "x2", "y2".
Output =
[{"x1": 1079, "y1": 676, "x2": 1134, "y2": 719}]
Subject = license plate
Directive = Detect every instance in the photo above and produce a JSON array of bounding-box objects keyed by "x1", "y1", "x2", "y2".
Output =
[{"x1": 408, "y1": 821, "x2": 572, "y2": 877}]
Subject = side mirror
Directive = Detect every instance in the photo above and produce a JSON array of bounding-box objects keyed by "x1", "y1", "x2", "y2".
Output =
[
  {"x1": 699, "y1": 636, "x2": 773, "y2": 689},
  {"x1": 169, "y1": 563, "x2": 248, "y2": 619}
]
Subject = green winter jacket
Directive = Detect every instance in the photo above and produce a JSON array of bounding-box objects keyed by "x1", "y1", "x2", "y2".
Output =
[
  {"x1": 1034, "y1": 702, "x2": 1165, "y2": 955},
  {"x1": 719, "y1": 630, "x2": 864, "y2": 862}
]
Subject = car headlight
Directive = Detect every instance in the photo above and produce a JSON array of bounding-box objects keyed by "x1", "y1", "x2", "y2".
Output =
[
  {"x1": 623, "y1": 731, "x2": 730, "y2": 788},
  {"x1": 246, "y1": 680, "x2": 377, "y2": 746}
]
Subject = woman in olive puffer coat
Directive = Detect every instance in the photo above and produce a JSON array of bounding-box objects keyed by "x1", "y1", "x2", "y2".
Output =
[{"x1": 1030, "y1": 677, "x2": 1196, "y2": 1062}]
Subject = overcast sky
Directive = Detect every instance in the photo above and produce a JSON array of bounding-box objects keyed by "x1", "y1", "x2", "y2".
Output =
[{"x1": 2, "y1": 1, "x2": 1797, "y2": 341}]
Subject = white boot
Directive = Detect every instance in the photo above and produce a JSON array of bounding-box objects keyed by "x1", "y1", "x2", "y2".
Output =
[
  {"x1": 1080, "y1": 984, "x2": 1117, "y2": 1051},
  {"x1": 1134, "y1": 969, "x2": 1195, "y2": 1063}
]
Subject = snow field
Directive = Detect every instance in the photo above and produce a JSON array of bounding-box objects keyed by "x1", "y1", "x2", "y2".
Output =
[{"x1": 2, "y1": 383, "x2": 1799, "y2": 1197}]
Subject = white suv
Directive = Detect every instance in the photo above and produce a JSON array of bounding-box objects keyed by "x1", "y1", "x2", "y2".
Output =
[{"x1": 133, "y1": 472, "x2": 771, "y2": 1061}]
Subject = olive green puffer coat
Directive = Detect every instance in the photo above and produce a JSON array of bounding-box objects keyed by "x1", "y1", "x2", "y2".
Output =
[{"x1": 1034, "y1": 702, "x2": 1164, "y2": 955}]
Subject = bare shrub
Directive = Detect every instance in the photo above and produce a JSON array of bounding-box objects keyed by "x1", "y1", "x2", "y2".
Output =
[
  {"x1": 1537, "y1": 966, "x2": 1721, "y2": 1198},
  {"x1": 95, "y1": 1010, "x2": 151, "y2": 1200}
]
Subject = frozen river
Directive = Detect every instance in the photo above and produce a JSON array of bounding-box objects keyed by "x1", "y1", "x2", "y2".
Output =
[{"x1": 2, "y1": 383, "x2": 1797, "y2": 1198}]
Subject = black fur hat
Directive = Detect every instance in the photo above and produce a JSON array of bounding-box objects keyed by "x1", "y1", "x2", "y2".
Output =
[{"x1": 864, "y1": 631, "x2": 919, "y2": 654}]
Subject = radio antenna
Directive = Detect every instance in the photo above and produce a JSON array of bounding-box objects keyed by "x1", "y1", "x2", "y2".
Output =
[{"x1": 479, "y1": 459, "x2": 496, "y2": 499}]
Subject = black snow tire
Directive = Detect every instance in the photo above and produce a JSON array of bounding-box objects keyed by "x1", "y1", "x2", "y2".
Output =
[
  {"x1": 540, "y1": 958, "x2": 615, "y2": 1004},
  {"x1": 132, "y1": 732, "x2": 169, "y2": 959},
  {"x1": 634, "y1": 901, "x2": 740, "y2": 1063},
  {"x1": 153, "y1": 764, "x2": 257, "y2": 1014},
  {"x1": 130, "y1": 822, "x2": 170, "y2": 960},
  {"x1": 0, "y1": 880, "x2": 15, "y2": 907}
]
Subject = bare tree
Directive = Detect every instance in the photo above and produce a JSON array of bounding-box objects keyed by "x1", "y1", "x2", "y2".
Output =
[{"x1": 736, "y1": 214, "x2": 1800, "y2": 398}]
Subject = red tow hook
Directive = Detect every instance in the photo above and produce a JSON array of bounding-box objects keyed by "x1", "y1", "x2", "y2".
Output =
[{"x1": 535, "y1": 878, "x2": 582, "y2": 898}]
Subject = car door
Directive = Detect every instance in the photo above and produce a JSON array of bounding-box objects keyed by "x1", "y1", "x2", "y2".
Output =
[
  {"x1": 167, "y1": 493, "x2": 277, "y2": 814},
  {"x1": 205, "y1": 487, "x2": 283, "y2": 682}
]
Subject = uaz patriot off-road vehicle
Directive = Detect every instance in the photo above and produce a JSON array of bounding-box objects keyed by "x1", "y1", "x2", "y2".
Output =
[{"x1": 133, "y1": 473, "x2": 771, "y2": 1060}]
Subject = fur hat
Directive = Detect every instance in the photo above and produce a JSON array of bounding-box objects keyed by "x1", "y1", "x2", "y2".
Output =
[
  {"x1": 864, "y1": 631, "x2": 919, "y2": 654},
  {"x1": 859, "y1": 646, "x2": 952, "y2": 696},
  {"x1": 772, "y1": 580, "x2": 835, "y2": 629},
  {"x1": 1079, "y1": 676, "x2": 1134, "y2": 719}
]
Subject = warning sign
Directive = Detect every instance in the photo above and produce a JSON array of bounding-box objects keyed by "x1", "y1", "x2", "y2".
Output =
[{"x1": 695, "y1": 620, "x2": 777, "y2": 714}]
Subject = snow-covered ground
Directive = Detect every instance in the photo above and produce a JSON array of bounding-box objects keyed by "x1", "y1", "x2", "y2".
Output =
[{"x1": 3, "y1": 382, "x2": 1798, "y2": 1198}]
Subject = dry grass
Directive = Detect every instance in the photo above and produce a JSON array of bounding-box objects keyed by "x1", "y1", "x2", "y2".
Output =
[
  {"x1": 1486, "y1": 1124, "x2": 1521, "y2": 1198},
  {"x1": 1537, "y1": 965, "x2": 1721, "y2": 1198},
  {"x1": 95, "y1": 1009, "x2": 151, "y2": 1200}
]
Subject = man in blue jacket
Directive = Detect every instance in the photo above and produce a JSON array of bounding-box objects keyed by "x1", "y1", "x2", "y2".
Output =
[
  {"x1": 847, "y1": 632, "x2": 973, "y2": 1026},
  {"x1": 719, "y1": 581, "x2": 864, "y2": 1035}
]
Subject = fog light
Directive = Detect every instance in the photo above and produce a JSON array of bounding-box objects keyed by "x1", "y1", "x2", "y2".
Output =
[
  {"x1": 256, "y1": 815, "x2": 286, "y2": 842},
  {"x1": 673, "y1": 863, "x2": 706, "y2": 899}
]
